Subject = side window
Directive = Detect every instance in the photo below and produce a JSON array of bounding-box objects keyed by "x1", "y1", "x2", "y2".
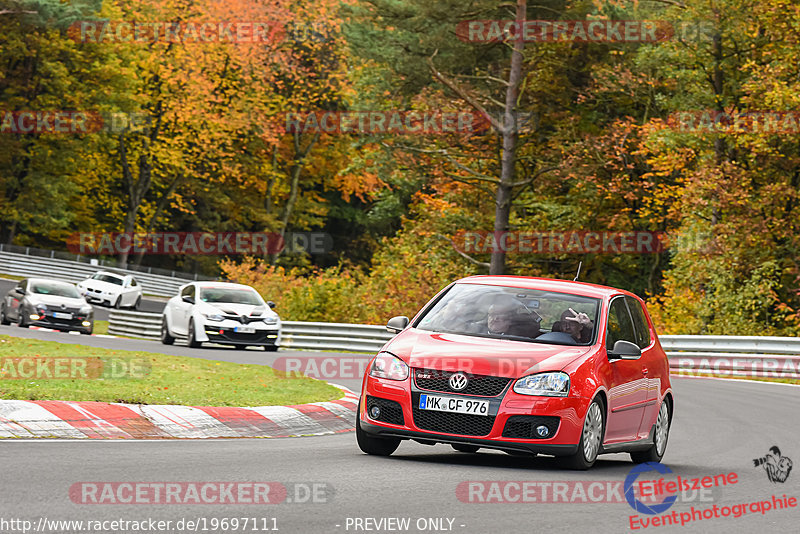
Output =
[
  {"x1": 17, "y1": 280, "x2": 27, "y2": 292},
  {"x1": 130, "y1": 278, "x2": 138, "y2": 287},
  {"x1": 626, "y1": 296, "x2": 651, "y2": 349},
  {"x1": 606, "y1": 297, "x2": 637, "y2": 350},
  {"x1": 180, "y1": 285, "x2": 194, "y2": 298}
]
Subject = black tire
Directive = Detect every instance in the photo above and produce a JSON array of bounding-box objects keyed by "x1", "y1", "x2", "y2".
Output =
[
  {"x1": 81, "y1": 325, "x2": 93, "y2": 335},
  {"x1": 113, "y1": 296, "x2": 122, "y2": 309},
  {"x1": 356, "y1": 402, "x2": 400, "y2": 456},
  {"x1": 631, "y1": 399, "x2": 671, "y2": 464},
  {"x1": 132, "y1": 296, "x2": 141, "y2": 310},
  {"x1": 187, "y1": 319, "x2": 202, "y2": 348},
  {"x1": 451, "y1": 444, "x2": 480, "y2": 453},
  {"x1": 560, "y1": 398, "x2": 605, "y2": 470},
  {"x1": 17, "y1": 309, "x2": 29, "y2": 328},
  {"x1": 0, "y1": 304, "x2": 10, "y2": 325},
  {"x1": 161, "y1": 318, "x2": 175, "y2": 345}
]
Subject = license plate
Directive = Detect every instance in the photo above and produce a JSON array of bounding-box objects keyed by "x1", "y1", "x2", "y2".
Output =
[
  {"x1": 52, "y1": 312, "x2": 73, "y2": 320},
  {"x1": 419, "y1": 394, "x2": 489, "y2": 416},
  {"x1": 234, "y1": 326, "x2": 256, "y2": 333}
]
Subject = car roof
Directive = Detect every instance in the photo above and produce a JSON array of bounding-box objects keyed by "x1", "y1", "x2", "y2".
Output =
[
  {"x1": 26, "y1": 278, "x2": 75, "y2": 286},
  {"x1": 191, "y1": 281, "x2": 257, "y2": 290},
  {"x1": 455, "y1": 275, "x2": 633, "y2": 300},
  {"x1": 93, "y1": 271, "x2": 126, "y2": 279}
]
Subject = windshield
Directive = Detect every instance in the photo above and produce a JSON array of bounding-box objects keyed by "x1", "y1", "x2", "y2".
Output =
[
  {"x1": 415, "y1": 283, "x2": 600, "y2": 345},
  {"x1": 91, "y1": 273, "x2": 124, "y2": 285},
  {"x1": 199, "y1": 287, "x2": 262, "y2": 305},
  {"x1": 30, "y1": 281, "x2": 81, "y2": 299}
]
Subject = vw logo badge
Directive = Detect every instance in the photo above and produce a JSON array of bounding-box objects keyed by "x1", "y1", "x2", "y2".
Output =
[{"x1": 449, "y1": 372, "x2": 469, "y2": 391}]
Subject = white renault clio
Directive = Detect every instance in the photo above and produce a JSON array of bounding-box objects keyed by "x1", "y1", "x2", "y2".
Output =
[{"x1": 161, "y1": 282, "x2": 281, "y2": 350}]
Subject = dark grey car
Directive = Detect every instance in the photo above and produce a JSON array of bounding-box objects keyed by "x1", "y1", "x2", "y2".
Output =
[{"x1": 0, "y1": 278, "x2": 94, "y2": 334}]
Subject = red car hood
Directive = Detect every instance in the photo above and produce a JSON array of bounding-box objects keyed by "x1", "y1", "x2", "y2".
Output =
[{"x1": 385, "y1": 328, "x2": 592, "y2": 378}]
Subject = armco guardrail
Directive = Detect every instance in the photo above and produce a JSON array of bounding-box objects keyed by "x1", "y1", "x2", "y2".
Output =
[
  {"x1": 0, "y1": 246, "x2": 214, "y2": 298},
  {"x1": 107, "y1": 312, "x2": 800, "y2": 378},
  {"x1": 108, "y1": 310, "x2": 162, "y2": 339}
]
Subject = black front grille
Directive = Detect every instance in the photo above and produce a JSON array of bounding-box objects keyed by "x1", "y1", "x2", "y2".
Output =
[
  {"x1": 222, "y1": 315, "x2": 265, "y2": 324},
  {"x1": 414, "y1": 368, "x2": 511, "y2": 397},
  {"x1": 366, "y1": 396, "x2": 404, "y2": 425},
  {"x1": 412, "y1": 408, "x2": 495, "y2": 436},
  {"x1": 502, "y1": 415, "x2": 561, "y2": 439}
]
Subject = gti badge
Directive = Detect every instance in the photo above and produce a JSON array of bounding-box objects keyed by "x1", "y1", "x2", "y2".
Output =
[{"x1": 449, "y1": 372, "x2": 469, "y2": 391}]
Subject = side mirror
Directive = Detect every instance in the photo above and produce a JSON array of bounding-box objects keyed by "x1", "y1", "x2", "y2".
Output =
[
  {"x1": 386, "y1": 315, "x2": 409, "y2": 334},
  {"x1": 267, "y1": 301, "x2": 276, "y2": 309},
  {"x1": 181, "y1": 295, "x2": 195, "y2": 304},
  {"x1": 608, "y1": 340, "x2": 642, "y2": 360}
]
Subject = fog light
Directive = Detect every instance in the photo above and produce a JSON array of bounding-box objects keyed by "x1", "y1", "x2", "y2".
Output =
[
  {"x1": 29, "y1": 314, "x2": 40, "y2": 321},
  {"x1": 369, "y1": 405, "x2": 381, "y2": 419},
  {"x1": 535, "y1": 425, "x2": 550, "y2": 438},
  {"x1": 81, "y1": 321, "x2": 91, "y2": 327}
]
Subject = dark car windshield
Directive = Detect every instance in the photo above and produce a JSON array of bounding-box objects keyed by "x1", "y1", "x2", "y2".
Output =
[
  {"x1": 415, "y1": 283, "x2": 600, "y2": 345},
  {"x1": 91, "y1": 273, "x2": 124, "y2": 285},
  {"x1": 30, "y1": 281, "x2": 81, "y2": 299},
  {"x1": 199, "y1": 287, "x2": 262, "y2": 305}
]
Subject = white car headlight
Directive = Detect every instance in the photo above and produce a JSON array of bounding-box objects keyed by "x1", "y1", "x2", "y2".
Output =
[
  {"x1": 264, "y1": 317, "x2": 278, "y2": 324},
  {"x1": 79, "y1": 306, "x2": 92, "y2": 315},
  {"x1": 202, "y1": 312, "x2": 225, "y2": 322},
  {"x1": 513, "y1": 372, "x2": 570, "y2": 397},
  {"x1": 369, "y1": 353, "x2": 409, "y2": 381}
]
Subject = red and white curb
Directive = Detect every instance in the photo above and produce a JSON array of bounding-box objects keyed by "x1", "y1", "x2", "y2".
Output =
[{"x1": 0, "y1": 385, "x2": 359, "y2": 440}]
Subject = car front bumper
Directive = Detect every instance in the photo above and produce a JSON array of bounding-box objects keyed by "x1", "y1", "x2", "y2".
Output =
[
  {"x1": 199, "y1": 321, "x2": 281, "y2": 347},
  {"x1": 360, "y1": 375, "x2": 589, "y2": 456}
]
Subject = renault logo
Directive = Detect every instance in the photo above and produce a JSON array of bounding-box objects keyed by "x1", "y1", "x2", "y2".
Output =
[{"x1": 449, "y1": 372, "x2": 469, "y2": 391}]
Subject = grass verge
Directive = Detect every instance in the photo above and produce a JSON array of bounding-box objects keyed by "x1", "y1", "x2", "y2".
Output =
[{"x1": 0, "y1": 335, "x2": 341, "y2": 406}]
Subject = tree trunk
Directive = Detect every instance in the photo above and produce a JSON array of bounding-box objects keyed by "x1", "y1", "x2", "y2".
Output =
[{"x1": 490, "y1": 0, "x2": 526, "y2": 275}]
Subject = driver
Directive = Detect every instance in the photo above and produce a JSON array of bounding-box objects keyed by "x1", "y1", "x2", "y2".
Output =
[{"x1": 487, "y1": 296, "x2": 540, "y2": 338}]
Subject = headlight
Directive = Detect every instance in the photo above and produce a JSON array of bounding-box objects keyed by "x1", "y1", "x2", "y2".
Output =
[
  {"x1": 368, "y1": 353, "x2": 409, "y2": 381},
  {"x1": 513, "y1": 372, "x2": 570, "y2": 397},
  {"x1": 202, "y1": 312, "x2": 225, "y2": 322},
  {"x1": 35, "y1": 304, "x2": 47, "y2": 313},
  {"x1": 264, "y1": 317, "x2": 278, "y2": 324},
  {"x1": 79, "y1": 306, "x2": 92, "y2": 315}
]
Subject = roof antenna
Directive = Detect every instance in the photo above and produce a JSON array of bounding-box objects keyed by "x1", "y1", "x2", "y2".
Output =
[{"x1": 573, "y1": 261, "x2": 582, "y2": 281}]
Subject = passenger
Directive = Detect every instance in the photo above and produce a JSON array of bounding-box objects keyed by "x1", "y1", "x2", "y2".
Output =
[{"x1": 561, "y1": 308, "x2": 593, "y2": 343}]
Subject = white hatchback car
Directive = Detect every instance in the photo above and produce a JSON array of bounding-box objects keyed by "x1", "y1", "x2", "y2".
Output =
[
  {"x1": 76, "y1": 271, "x2": 143, "y2": 309},
  {"x1": 161, "y1": 282, "x2": 281, "y2": 350}
]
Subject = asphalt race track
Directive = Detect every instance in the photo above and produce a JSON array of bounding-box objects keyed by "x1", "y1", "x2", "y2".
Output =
[{"x1": 1, "y1": 325, "x2": 799, "y2": 534}]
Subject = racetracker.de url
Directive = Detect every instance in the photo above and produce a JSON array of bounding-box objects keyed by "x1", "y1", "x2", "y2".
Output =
[{"x1": 0, "y1": 517, "x2": 278, "y2": 533}]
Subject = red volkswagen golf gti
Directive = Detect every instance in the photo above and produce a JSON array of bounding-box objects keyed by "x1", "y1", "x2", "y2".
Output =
[{"x1": 357, "y1": 276, "x2": 674, "y2": 469}]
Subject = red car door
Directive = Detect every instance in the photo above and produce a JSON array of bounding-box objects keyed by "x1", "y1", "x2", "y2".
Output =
[
  {"x1": 627, "y1": 296, "x2": 661, "y2": 440},
  {"x1": 603, "y1": 296, "x2": 647, "y2": 443}
]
